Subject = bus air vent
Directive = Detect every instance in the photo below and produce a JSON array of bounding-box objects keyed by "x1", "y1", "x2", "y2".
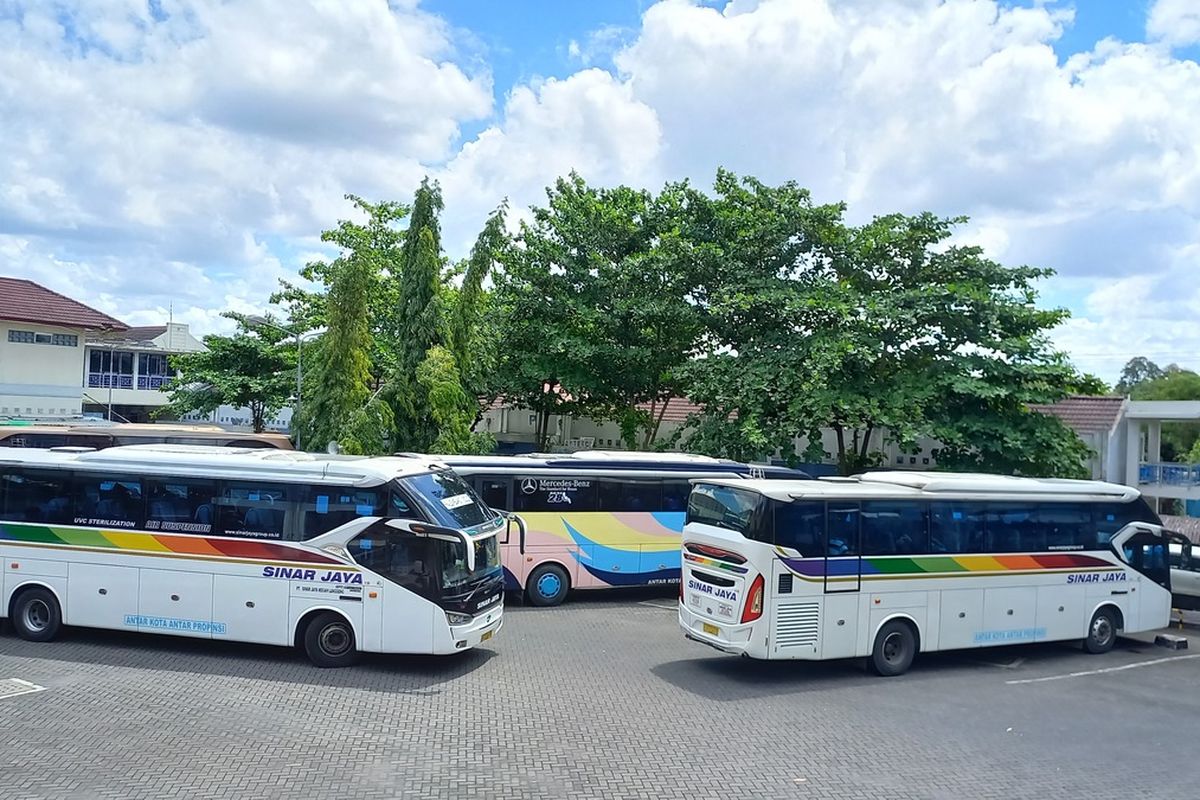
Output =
[
  {"x1": 778, "y1": 573, "x2": 793, "y2": 594},
  {"x1": 775, "y1": 602, "x2": 819, "y2": 648}
]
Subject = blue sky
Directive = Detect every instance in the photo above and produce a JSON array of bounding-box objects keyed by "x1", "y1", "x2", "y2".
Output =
[{"x1": 1, "y1": 0, "x2": 1199, "y2": 381}]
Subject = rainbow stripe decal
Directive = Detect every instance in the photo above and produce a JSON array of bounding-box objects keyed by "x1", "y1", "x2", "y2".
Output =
[
  {"x1": 683, "y1": 553, "x2": 749, "y2": 574},
  {"x1": 0, "y1": 521, "x2": 341, "y2": 565},
  {"x1": 780, "y1": 552, "x2": 1117, "y2": 580}
]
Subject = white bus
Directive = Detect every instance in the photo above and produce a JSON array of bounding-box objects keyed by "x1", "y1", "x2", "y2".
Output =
[
  {"x1": 429, "y1": 451, "x2": 808, "y2": 606},
  {"x1": 0, "y1": 445, "x2": 512, "y2": 666},
  {"x1": 679, "y1": 471, "x2": 1190, "y2": 676}
]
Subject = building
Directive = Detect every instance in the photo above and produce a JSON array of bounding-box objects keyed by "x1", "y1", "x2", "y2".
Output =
[
  {"x1": 1028, "y1": 395, "x2": 1128, "y2": 482},
  {"x1": 0, "y1": 277, "x2": 127, "y2": 417},
  {"x1": 82, "y1": 323, "x2": 204, "y2": 422}
]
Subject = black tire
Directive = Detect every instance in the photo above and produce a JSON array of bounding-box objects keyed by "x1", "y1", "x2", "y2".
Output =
[
  {"x1": 1083, "y1": 607, "x2": 1118, "y2": 654},
  {"x1": 870, "y1": 620, "x2": 917, "y2": 677},
  {"x1": 302, "y1": 612, "x2": 358, "y2": 668},
  {"x1": 526, "y1": 564, "x2": 570, "y2": 607},
  {"x1": 11, "y1": 587, "x2": 62, "y2": 643}
]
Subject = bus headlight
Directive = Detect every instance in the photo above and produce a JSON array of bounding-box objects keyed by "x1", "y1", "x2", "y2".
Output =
[{"x1": 445, "y1": 611, "x2": 473, "y2": 626}]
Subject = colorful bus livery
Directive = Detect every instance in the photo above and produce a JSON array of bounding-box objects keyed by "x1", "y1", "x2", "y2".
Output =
[
  {"x1": 0, "y1": 445, "x2": 509, "y2": 666},
  {"x1": 436, "y1": 451, "x2": 808, "y2": 606}
]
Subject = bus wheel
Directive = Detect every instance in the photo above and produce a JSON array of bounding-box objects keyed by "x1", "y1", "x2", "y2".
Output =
[
  {"x1": 303, "y1": 612, "x2": 359, "y2": 668},
  {"x1": 526, "y1": 564, "x2": 569, "y2": 607},
  {"x1": 870, "y1": 620, "x2": 916, "y2": 677},
  {"x1": 12, "y1": 587, "x2": 62, "y2": 643},
  {"x1": 1083, "y1": 607, "x2": 1117, "y2": 654}
]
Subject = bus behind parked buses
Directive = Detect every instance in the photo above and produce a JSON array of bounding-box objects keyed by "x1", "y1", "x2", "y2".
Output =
[
  {"x1": 0, "y1": 420, "x2": 293, "y2": 450},
  {"x1": 433, "y1": 451, "x2": 808, "y2": 606},
  {"x1": 679, "y1": 471, "x2": 1189, "y2": 676},
  {"x1": 0, "y1": 445, "x2": 509, "y2": 666}
]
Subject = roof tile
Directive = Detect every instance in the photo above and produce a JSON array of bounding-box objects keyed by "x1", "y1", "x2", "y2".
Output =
[
  {"x1": 0, "y1": 277, "x2": 127, "y2": 330},
  {"x1": 1029, "y1": 395, "x2": 1126, "y2": 434}
]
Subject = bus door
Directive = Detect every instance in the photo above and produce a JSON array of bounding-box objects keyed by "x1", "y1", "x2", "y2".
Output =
[
  {"x1": 1113, "y1": 526, "x2": 1188, "y2": 631},
  {"x1": 824, "y1": 502, "x2": 862, "y2": 593}
]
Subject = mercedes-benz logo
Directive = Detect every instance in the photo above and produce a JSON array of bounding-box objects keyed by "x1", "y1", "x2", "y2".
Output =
[{"x1": 520, "y1": 478, "x2": 538, "y2": 495}]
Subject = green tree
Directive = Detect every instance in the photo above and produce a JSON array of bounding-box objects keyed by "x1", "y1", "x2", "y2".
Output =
[
  {"x1": 494, "y1": 174, "x2": 706, "y2": 450},
  {"x1": 417, "y1": 345, "x2": 496, "y2": 454},
  {"x1": 1130, "y1": 367, "x2": 1200, "y2": 461},
  {"x1": 1116, "y1": 356, "x2": 1166, "y2": 394},
  {"x1": 450, "y1": 204, "x2": 508, "y2": 403},
  {"x1": 300, "y1": 213, "x2": 395, "y2": 454},
  {"x1": 161, "y1": 314, "x2": 294, "y2": 433},
  {"x1": 682, "y1": 172, "x2": 1096, "y2": 477}
]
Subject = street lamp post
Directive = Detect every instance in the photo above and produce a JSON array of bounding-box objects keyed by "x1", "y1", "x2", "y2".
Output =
[{"x1": 245, "y1": 315, "x2": 310, "y2": 450}]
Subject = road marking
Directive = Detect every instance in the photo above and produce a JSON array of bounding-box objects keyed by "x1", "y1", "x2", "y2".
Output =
[
  {"x1": 1006, "y1": 653, "x2": 1200, "y2": 685},
  {"x1": 0, "y1": 678, "x2": 47, "y2": 700},
  {"x1": 638, "y1": 600, "x2": 678, "y2": 611}
]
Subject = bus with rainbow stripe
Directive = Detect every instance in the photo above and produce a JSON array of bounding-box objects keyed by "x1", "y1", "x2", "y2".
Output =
[
  {"x1": 434, "y1": 452, "x2": 808, "y2": 606},
  {"x1": 679, "y1": 471, "x2": 1191, "y2": 676},
  {"x1": 0, "y1": 445, "x2": 512, "y2": 666}
]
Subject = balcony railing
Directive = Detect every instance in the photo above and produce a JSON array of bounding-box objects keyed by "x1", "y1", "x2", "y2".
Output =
[
  {"x1": 137, "y1": 375, "x2": 169, "y2": 390},
  {"x1": 87, "y1": 373, "x2": 133, "y2": 389},
  {"x1": 1139, "y1": 462, "x2": 1200, "y2": 486}
]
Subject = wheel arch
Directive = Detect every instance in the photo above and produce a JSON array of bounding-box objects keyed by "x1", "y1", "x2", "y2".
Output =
[
  {"x1": 6, "y1": 580, "x2": 64, "y2": 620},
  {"x1": 1087, "y1": 601, "x2": 1125, "y2": 634},
  {"x1": 292, "y1": 605, "x2": 358, "y2": 650},
  {"x1": 525, "y1": 559, "x2": 573, "y2": 592},
  {"x1": 871, "y1": 612, "x2": 923, "y2": 652}
]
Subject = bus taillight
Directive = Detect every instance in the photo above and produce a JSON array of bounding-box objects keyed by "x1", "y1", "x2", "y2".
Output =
[{"x1": 742, "y1": 574, "x2": 764, "y2": 623}]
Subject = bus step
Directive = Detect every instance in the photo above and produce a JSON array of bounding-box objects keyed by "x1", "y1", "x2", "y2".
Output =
[{"x1": 1154, "y1": 634, "x2": 1189, "y2": 650}]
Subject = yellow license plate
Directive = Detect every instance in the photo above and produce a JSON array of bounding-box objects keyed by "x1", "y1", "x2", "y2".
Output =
[
  {"x1": 702, "y1": 622, "x2": 720, "y2": 636},
  {"x1": 481, "y1": 630, "x2": 493, "y2": 642}
]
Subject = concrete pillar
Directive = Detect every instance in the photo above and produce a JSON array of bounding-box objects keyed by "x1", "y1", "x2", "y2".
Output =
[
  {"x1": 1125, "y1": 419, "x2": 1143, "y2": 487},
  {"x1": 1148, "y1": 420, "x2": 1162, "y2": 463}
]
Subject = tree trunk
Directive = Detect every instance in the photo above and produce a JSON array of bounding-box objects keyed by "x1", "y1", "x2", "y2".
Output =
[
  {"x1": 858, "y1": 424, "x2": 874, "y2": 463},
  {"x1": 251, "y1": 402, "x2": 266, "y2": 434},
  {"x1": 833, "y1": 424, "x2": 847, "y2": 475},
  {"x1": 642, "y1": 397, "x2": 671, "y2": 450}
]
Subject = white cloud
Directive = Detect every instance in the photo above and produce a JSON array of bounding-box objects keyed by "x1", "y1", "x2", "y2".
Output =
[
  {"x1": 2, "y1": 0, "x2": 1199, "y2": 386},
  {"x1": 1148, "y1": 0, "x2": 1200, "y2": 49}
]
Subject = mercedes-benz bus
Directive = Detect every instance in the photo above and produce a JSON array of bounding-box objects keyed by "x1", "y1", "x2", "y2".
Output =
[
  {"x1": 0, "y1": 445, "x2": 511, "y2": 666},
  {"x1": 433, "y1": 451, "x2": 808, "y2": 606},
  {"x1": 679, "y1": 471, "x2": 1188, "y2": 676}
]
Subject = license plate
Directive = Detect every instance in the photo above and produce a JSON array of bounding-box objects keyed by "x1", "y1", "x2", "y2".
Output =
[
  {"x1": 481, "y1": 630, "x2": 493, "y2": 642},
  {"x1": 702, "y1": 622, "x2": 720, "y2": 636}
]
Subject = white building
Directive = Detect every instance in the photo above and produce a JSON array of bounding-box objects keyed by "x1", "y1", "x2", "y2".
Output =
[
  {"x1": 0, "y1": 276, "x2": 127, "y2": 417},
  {"x1": 82, "y1": 323, "x2": 204, "y2": 422}
]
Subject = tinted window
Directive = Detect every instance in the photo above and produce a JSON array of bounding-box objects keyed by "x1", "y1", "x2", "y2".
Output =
[
  {"x1": 74, "y1": 474, "x2": 143, "y2": 529},
  {"x1": 687, "y1": 484, "x2": 763, "y2": 539},
  {"x1": 299, "y1": 486, "x2": 384, "y2": 540},
  {"x1": 390, "y1": 491, "x2": 420, "y2": 520},
  {"x1": 0, "y1": 469, "x2": 73, "y2": 523},
  {"x1": 476, "y1": 477, "x2": 510, "y2": 511},
  {"x1": 862, "y1": 501, "x2": 927, "y2": 555},
  {"x1": 1096, "y1": 498, "x2": 1161, "y2": 541},
  {"x1": 348, "y1": 527, "x2": 436, "y2": 596},
  {"x1": 597, "y1": 479, "x2": 661, "y2": 512},
  {"x1": 985, "y1": 503, "x2": 1040, "y2": 553},
  {"x1": 929, "y1": 502, "x2": 986, "y2": 554},
  {"x1": 662, "y1": 481, "x2": 692, "y2": 512},
  {"x1": 145, "y1": 477, "x2": 219, "y2": 534},
  {"x1": 512, "y1": 475, "x2": 596, "y2": 512},
  {"x1": 1038, "y1": 503, "x2": 1094, "y2": 551},
  {"x1": 218, "y1": 482, "x2": 290, "y2": 540},
  {"x1": 401, "y1": 470, "x2": 495, "y2": 529},
  {"x1": 774, "y1": 501, "x2": 824, "y2": 556},
  {"x1": 827, "y1": 502, "x2": 860, "y2": 556}
]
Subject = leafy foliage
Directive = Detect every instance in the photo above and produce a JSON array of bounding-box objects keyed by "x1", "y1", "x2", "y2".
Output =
[
  {"x1": 1128, "y1": 361, "x2": 1200, "y2": 461},
  {"x1": 161, "y1": 314, "x2": 294, "y2": 434}
]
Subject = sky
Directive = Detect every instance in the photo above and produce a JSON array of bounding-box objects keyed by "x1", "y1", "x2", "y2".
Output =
[{"x1": 1, "y1": 0, "x2": 1199, "y2": 383}]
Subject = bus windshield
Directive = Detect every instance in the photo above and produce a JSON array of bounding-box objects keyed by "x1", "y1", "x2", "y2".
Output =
[
  {"x1": 438, "y1": 534, "x2": 502, "y2": 590},
  {"x1": 399, "y1": 470, "x2": 497, "y2": 531}
]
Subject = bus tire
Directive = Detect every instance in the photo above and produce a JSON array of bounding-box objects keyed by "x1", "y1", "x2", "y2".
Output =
[
  {"x1": 526, "y1": 564, "x2": 569, "y2": 607},
  {"x1": 302, "y1": 612, "x2": 359, "y2": 668},
  {"x1": 11, "y1": 587, "x2": 62, "y2": 643},
  {"x1": 870, "y1": 619, "x2": 916, "y2": 677},
  {"x1": 1083, "y1": 607, "x2": 1118, "y2": 654}
]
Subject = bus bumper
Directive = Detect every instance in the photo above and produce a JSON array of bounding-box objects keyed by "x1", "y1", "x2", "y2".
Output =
[
  {"x1": 678, "y1": 604, "x2": 755, "y2": 657},
  {"x1": 442, "y1": 606, "x2": 503, "y2": 653}
]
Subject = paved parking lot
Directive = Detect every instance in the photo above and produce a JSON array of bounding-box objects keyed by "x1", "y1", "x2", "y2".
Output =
[{"x1": 1, "y1": 588, "x2": 1198, "y2": 800}]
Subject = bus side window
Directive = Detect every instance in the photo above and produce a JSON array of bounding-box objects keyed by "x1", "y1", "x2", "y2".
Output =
[
  {"x1": 390, "y1": 490, "x2": 421, "y2": 521},
  {"x1": 74, "y1": 473, "x2": 144, "y2": 529},
  {"x1": 597, "y1": 480, "x2": 661, "y2": 512},
  {"x1": 0, "y1": 469, "x2": 74, "y2": 524},
  {"x1": 662, "y1": 481, "x2": 692, "y2": 512},
  {"x1": 145, "y1": 477, "x2": 219, "y2": 534},
  {"x1": 861, "y1": 501, "x2": 928, "y2": 555},
  {"x1": 774, "y1": 501, "x2": 823, "y2": 556},
  {"x1": 219, "y1": 482, "x2": 291, "y2": 540},
  {"x1": 826, "y1": 503, "x2": 860, "y2": 556},
  {"x1": 929, "y1": 502, "x2": 985, "y2": 554},
  {"x1": 476, "y1": 477, "x2": 510, "y2": 512},
  {"x1": 299, "y1": 486, "x2": 385, "y2": 540}
]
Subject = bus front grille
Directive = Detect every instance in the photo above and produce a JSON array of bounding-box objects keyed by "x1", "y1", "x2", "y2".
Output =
[{"x1": 775, "y1": 602, "x2": 820, "y2": 648}]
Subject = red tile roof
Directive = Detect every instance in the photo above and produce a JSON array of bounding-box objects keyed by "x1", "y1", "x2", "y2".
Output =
[
  {"x1": 124, "y1": 325, "x2": 168, "y2": 342},
  {"x1": 0, "y1": 277, "x2": 127, "y2": 330},
  {"x1": 636, "y1": 397, "x2": 702, "y2": 423},
  {"x1": 1029, "y1": 395, "x2": 1126, "y2": 434}
]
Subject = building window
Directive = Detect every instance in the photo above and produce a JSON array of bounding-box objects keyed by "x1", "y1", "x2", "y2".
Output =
[
  {"x1": 7, "y1": 330, "x2": 76, "y2": 347},
  {"x1": 88, "y1": 350, "x2": 135, "y2": 389},
  {"x1": 138, "y1": 353, "x2": 172, "y2": 390}
]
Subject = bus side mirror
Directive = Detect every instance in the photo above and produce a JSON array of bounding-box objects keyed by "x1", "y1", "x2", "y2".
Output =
[{"x1": 506, "y1": 513, "x2": 527, "y2": 555}]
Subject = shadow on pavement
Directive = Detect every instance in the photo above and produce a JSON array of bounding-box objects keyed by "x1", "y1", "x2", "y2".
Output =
[{"x1": 0, "y1": 623, "x2": 497, "y2": 693}]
